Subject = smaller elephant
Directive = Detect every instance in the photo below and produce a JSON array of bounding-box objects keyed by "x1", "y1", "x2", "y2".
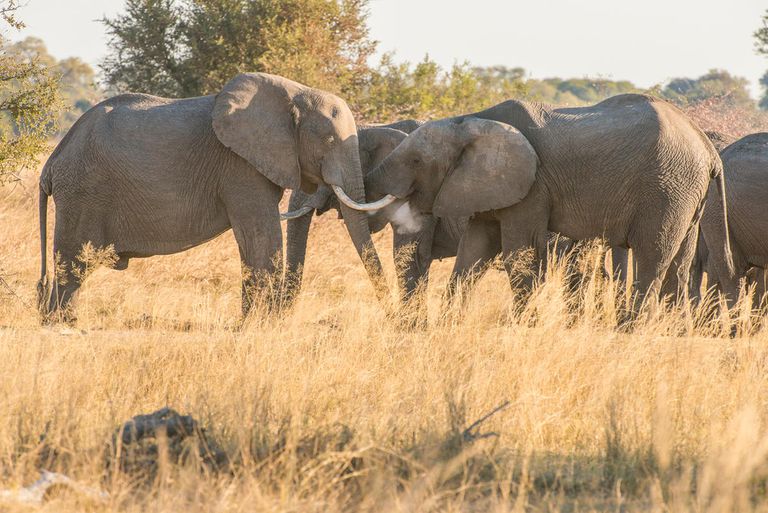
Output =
[{"x1": 364, "y1": 117, "x2": 539, "y2": 302}]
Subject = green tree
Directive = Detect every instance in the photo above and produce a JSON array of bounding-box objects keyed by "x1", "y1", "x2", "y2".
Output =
[
  {"x1": 661, "y1": 69, "x2": 753, "y2": 107},
  {"x1": 6, "y1": 37, "x2": 100, "y2": 133},
  {"x1": 361, "y1": 56, "x2": 529, "y2": 122},
  {"x1": 101, "y1": 0, "x2": 375, "y2": 101},
  {"x1": 0, "y1": 4, "x2": 60, "y2": 184}
]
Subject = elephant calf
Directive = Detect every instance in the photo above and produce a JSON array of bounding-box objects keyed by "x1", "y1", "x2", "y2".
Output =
[
  {"x1": 37, "y1": 72, "x2": 389, "y2": 321},
  {"x1": 361, "y1": 95, "x2": 731, "y2": 308}
]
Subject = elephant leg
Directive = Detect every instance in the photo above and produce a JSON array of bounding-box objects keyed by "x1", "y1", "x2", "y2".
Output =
[
  {"x1": 754, "y1": 268, "x2": 768, "y2": 308},
  {"x1": 222, "y1": 177, "x2": 283, "y2": 317},
  {"x1": 498, "y1": 193, "x2": 549, "y2": 293},
  {"x1": 610, "y1": 247, "x2": 630, "y2": 281},
  {"x1": 703, "y1": 238, "x2": 747, "y2": 308},
  {"x1": 501, "y1": 227, "x2": 548, "y2": 294},
  {"x1": 630, "y1": 225, "x2": 689, "y2": 313},
  {"x1": 661, "y1": 223, "x2": 701, "y2": 303},
  {"x1": 231, "y1": 218, "x2": 283, "y2": 316},
  {"x1": 444, "y1": 217, "x2": 501, "y2": 308},
  {"x1": 550, "y1": 236, "x2": 588, "y2": 296},
  {"x1": 393, "y1": 220, "x2": 436, "y2": 328},
  {"x1": 688, "y1": 232, "x2": 707, "y2": 302},
  {"x1": 46, "y1": 242, "x2": 84, "y2": 324},
  {"x1": 283, "y1": 190, "x2": 314, "y2": 309}
]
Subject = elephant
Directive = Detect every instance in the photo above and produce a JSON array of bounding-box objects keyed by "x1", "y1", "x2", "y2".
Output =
[
  {"x1": 281, "y1": 119, "x2": 426, "y2": 308},
  {"x1": 284, "y1": 119, "x2": 631, "y2": 317},
  {"x1": 36, "y1": 72, "x2": 389, "y2": 321},
  {"x1": 360, "y1": 94, "x2": 732, "y2": 309},
  {"x1": 695, "y1": 132, "x2": 768, "y2": 304}
]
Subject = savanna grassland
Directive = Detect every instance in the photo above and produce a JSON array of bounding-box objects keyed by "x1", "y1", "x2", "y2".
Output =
[{"x1": 3, "y1": 129, "x2": 768, "y2": 513}]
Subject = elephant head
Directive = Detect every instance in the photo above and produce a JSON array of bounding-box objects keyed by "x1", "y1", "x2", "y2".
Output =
[
  {"x1": 281, "y1": 126, "x2": 409, "y2": 306},
  {"x1": 212, "y1": 72, "x2": 393, "y2": 299},
  {"x1": 361, "y1": 118, "x2": 538, "y2": 228}
]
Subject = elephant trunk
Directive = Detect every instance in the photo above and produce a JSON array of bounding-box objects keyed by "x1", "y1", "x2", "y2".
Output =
[
  {"x1": 364, "y1": 153, "x2": 411, "y2": 200},
  {"x1": 364, "y1": 157, "x2": 388, "y2": 199},
  {"x1": 283, "y1": 191, "x2": 314, "y2": 308},
  {"x1": 335, "y1": 152, "x2": 389, "y2": 302}
]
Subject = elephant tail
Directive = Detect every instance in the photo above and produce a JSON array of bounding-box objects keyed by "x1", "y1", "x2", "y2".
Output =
[
  {"x1": 713, "y1": 162, "x2": 735, "y2": 278},
  {"x1": 37, "y1": 182, "x2": 50, "y2": 314}
]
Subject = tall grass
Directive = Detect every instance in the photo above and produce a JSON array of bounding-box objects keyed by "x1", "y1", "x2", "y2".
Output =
[{"x1": 3, "y1": 165, "x2": 768, "y2": 512}]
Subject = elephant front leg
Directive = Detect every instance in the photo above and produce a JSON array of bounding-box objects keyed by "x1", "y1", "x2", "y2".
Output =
[
  {"x1": 235, "y1": 221, "x2": 283, "y2": 317},
  {"x1": 222, "y1": 172, "x2": 284, "y2": 318},
  {"x1": 393, "y1": 219, "x2": 436, "y2": 329},
  {"x1": 443, "y1": 217, "x2": 502, "y2": 313},
  {"x1": 498, "y1": 199, "x2": 549, "y2": 295},
  {"x1": 231, "y1": 218, "x2": 283, "y2": 318}
]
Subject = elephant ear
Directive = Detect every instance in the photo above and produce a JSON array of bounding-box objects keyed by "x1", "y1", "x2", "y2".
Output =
[
  {"x1": 212, "y1": 73, "x2": 303, "y2": 190},
  {"x1": 433, "y1": 118, "x2": 538, "y2": 218},
  {"x1": 358, "y1": 127, "x2": 408, "y2": 175}
]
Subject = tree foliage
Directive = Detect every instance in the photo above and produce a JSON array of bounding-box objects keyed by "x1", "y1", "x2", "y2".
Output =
[
  {"x1": 101, "y1": 0, "x2": 760, "y2": 123},
  {"x1": 360, "y1": 56, "x2": 527, "y2": 121},
  {"x1": 0, "y1": 3, "x2": 60, "y2": 184},
  {"x1": 5, "y1": 37, "x2": 100, "y2": 132},
  {"x1": 660, "y1": 69, "x2": 753, "y2": 108},
  {"x1": 101, "y1": 0, "x2": 375, "y2": 100}
]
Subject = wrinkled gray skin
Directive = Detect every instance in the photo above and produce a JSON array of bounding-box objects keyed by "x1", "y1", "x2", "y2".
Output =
[
  {"x1": 364, "y1": 95, "x2": 731, "y2": 307},
  {"x1": 694, "y1": 133, "x2": 768, "y2": 304},
  {"x1": 283, "y1": 119, "x2": 429, "y2": 307},
  {"x1": 286, "y1": 120, "x2": 629, "y2": 316},
  {"x1": 37, "y1": 72, "x2": 386, "y2": 320}
]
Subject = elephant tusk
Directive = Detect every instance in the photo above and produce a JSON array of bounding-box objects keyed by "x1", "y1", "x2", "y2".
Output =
[
  {"x1": 279, "y1": 206, "x2": 314, "y2": 220},
  {"x1": 331, "y1": 185, "x2": 397, "y2": 212}
]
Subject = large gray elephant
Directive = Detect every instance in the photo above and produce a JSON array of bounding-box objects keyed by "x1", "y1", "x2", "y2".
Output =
[
  {"x1": 37, "y1": 72, "x2": 388, "y2": 320},
  {"x1": 696, "y1": 132, "x2": 768, "y2": 304},
  {"x1": 360, "y1": 95, "x2": 732, "y2": 307}
]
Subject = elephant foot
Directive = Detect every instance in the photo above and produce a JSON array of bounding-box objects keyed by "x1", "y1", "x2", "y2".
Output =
[
  {"x1": 40, "y1": 307, "x2": 77, "y2": 328},
  {"x1": 394, "y1": 313, "x2": 428, "y2": 332}
]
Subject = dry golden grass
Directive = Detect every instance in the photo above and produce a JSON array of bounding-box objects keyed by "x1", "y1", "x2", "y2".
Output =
[{"x1": 2, "y1": 164, "x2": 768, "y2": 512}]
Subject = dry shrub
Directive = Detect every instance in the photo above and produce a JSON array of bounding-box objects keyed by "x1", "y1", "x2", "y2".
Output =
[{"x1": 682, "y1": 96, "x2": 768, "y2": 142}]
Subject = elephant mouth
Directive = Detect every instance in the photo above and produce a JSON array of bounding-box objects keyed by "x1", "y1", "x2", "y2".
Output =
[
  {"x1": 389, "y1": 201, "x2": 425, "y2": 234},
  {"x1": 368, "y1": 199, "x2": 425, "y2": 235}
]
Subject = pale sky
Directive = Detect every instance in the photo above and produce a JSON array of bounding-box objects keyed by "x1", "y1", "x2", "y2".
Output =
[{"x1": 7, "y1": 0, "x2": 768, "y2": 98}]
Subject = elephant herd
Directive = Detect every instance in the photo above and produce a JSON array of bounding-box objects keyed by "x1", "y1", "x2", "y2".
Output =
[{"x1": 35, "y1": 71, "x2": 767, "y2": 325}]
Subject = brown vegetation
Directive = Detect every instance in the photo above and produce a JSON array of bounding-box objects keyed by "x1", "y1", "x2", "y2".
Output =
[
  {"x1": 2, "y1": 142, "x2": 768, "y2": 511},
  {"x1": 682, "y1": 96, "x2": 768, "y2": 142}
]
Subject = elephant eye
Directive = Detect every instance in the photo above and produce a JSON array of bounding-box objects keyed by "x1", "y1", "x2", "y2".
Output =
[{"x1": 411, "y1": 157, "x2": 421, "y2": 165}]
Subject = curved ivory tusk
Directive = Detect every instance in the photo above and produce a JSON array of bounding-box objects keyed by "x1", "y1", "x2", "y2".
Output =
[
  {"x1": 279, "y1": 206, "x2": 314, "y2": 220},
  {"x1": 331, "y1": 185, "x2": 397, "y2": 212}
]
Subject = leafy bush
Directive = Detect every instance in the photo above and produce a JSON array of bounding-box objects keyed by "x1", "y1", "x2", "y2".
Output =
[{"x1": 0, "y1": 3, "x2": 60, "y2": 184}]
